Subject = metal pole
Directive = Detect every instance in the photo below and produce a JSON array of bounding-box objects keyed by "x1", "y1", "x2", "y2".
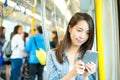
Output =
[
  {"x1": 95, "y1": 0, "x2": 106, "y2": 80},
  {"x1": 41, "y1": 0, "x2": 50, "y2": 51}
]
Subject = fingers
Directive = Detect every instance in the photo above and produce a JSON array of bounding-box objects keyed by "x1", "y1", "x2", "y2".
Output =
[
  {"x1": 76, "y1": 68, "x2": 85, "y2": 74},
  {"x1": 85, "y1": 62, "x2": 96, "y2": 74},
  {"x1": 75, "y1": 60, "x2": 85, "y2": 74},
  {"x1": 74, "y1": 61, "x2": 96, "y2": 75}
]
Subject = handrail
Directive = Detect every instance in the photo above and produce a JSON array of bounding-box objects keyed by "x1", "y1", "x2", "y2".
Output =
[{"x1": 24, "y1": 0, "x2": 37, "y2": 7}]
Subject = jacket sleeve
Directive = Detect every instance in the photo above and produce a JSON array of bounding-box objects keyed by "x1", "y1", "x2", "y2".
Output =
[
  {"x1": 46, "y1": 50, "x2": 60, "y2": 80},
  {"x1": 88, "y1": 72, "x2": 96, "y2": 80},
  {"x1": 25, "y1": 37, "x2": 33, "y2": 53}
]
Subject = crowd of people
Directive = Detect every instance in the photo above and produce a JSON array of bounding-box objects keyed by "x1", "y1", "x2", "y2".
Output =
[{"x1": 0, "y1": 25, "x2": 50, "y2": 80}]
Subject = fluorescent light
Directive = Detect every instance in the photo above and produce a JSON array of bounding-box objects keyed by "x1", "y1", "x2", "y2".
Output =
[
  {"x1": 20, "y1": 6, "x2": 25, "y2": 13},
  {"x1": 24, "y1": 0, "x2": 37, "y2": 7},
  {"x1": 25, "y1": 9, "x2": 33, "y2": 16},
  {"x1": 66, "y1": 11, "x2": 72, "y2": 22},
  {"x1": 8, "y1": 0, "x2": 16, "y2": 8},
  {"x1": 0, "y1": 0, "x2": 4, "y2": 3},
  {"x1": 53, "y1": 0, "x2": 67, "y2": 15},
  {"x1": 53, "y1": 0, "x2": 72, "y2": 22},
  {"x1": 33, "y1": 13, "x2": 41, "y2": 21}
]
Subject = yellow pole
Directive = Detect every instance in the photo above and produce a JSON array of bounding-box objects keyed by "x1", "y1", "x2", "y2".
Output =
[
  {"x1": 31, "y1": 7, "x2": 36, "y2": 35},
  {"x1": 95, "y1": 0, "x2": 106, "y2": 80}
]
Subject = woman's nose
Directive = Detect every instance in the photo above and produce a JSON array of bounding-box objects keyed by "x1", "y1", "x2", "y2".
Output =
[{"x1": 79, "y1": 32, "x2": 86, "y2": 39}]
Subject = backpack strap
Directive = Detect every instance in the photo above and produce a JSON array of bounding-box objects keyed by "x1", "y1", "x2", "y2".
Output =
[{"x1": 33, "y1": 37, "x2": 39, "y2": 50}]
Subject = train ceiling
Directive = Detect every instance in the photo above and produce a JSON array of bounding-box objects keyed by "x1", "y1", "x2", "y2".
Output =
[{"x1": 0, "y1": 0, "x2": 94, "y2": 27}]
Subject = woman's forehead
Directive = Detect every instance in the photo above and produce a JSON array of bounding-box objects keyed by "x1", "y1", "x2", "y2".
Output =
[{"x1": 74, "y1": 20, "x2": 89, "y2": 30}]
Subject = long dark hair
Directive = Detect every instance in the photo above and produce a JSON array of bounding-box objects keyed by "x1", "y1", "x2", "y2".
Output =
[
  {"x1": 37, "y1": 25, "x2": 43, "y2": 34},
  {"x1": 55, "y1": 12, "x2": 94, "y2": 63},
  {"x1": 13, "y1": 24, "x2": 22, "y2": 36},
  {"x1": 23, "y1": 32, "x2": 29, "y2": 42},
  {"x1": 52, "y1": 31, "x2": 58, "y2": 44},
  {"x1": 0, "y1": 26, "x2": 5, "y2": 40}
]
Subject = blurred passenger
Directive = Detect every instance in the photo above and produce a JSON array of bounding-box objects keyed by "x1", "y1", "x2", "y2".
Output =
[
  {"x1": 22, "y1": 32, "x2": 29, "y2": 44},
  {"x1": 2, "y1": 32, "x2": 13, "y2": 80},
  {"x1": 26, "y1": 29, "x2": 36, "y2": 43},
  {"x1": 46, "y1": 12, "x2": 97, "y2": 80},
  {"x1": 26, "y1": 25, "x2": 46, "y2": 80},
  {"x1": 50, "y1": 30, "x2": 58, "y2": 49},
  {"x1": 21, "y1": 32, "x2": 29, "y2": 80},
  {"x1": 10, "y1": 25, "x2": 25, "y2": 80},
  {"x1": 0, "y1": 26, "x2": 6, "y2": 80},
  {"x1": 20, "y1": 32, "x2": 29, "y2": 58}
]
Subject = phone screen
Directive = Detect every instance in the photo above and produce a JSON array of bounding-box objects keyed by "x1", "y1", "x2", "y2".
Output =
[{"x1": 82, "y1": 50, "x2": 98, "y2": 64}]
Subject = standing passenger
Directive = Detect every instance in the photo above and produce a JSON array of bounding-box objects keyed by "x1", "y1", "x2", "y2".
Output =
[
  {"x1": 46, "y1": 12, "x2": 97, "y2": 80},
  {"x1": 0, "y1": 26, "x2": 6, "y2": 80},
  {"x1": 50, "y1": 30, "x2": 58, "y2": 49},
  {"x1": 10, "y1": 25, "x2": 25, "y2": 80},
  {"x1": 21, "y1": 32, "x2": 29, "y2": 80},
  {"x1": 26, "y1": 25, "x2": 46, "y2": 80},
  {"x1": 2, "y1": 32, "x2": 14, "y2": 80}
]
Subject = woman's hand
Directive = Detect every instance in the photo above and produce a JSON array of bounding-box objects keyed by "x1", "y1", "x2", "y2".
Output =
[
  {"x1": 72, "y1": 60, "x2": 85, "y2": 75},
  {"x1": 60, "y1": 60, "x2": 85, "y2": 80},
  {"x1": 83, "y1": 62, "x2": 96, "y2": 77}
]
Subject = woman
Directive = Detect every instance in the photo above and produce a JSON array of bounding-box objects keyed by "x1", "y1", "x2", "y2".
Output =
[
  {"x1": 0, "y1": 26, "x2": 6, "y2": 80},
  {"x1": 10, "y1": 25, "x2": 25, "y2": 80},
  {"x1": 2, "y1": 32, "x2": 14, "y2": 80},
  {"x1": 0, "y1": 26, "x2": 6, "y2": 64},
  {"x1": 25, "y1": 25, "x2": 46, "y2": 80},
  {"x1": 46, "y1": 12, "x2": 97, "y2": 80},
  {"x1": 50, "y1": 30, "x2": 58, "y2": 49}
]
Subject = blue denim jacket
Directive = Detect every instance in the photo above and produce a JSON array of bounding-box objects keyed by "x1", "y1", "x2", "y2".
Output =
[{"x1": 46, "y1": 50, "x2": 98, "y2": 80}]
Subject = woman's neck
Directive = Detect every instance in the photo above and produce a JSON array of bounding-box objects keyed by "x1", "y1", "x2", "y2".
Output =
[
  {"x1": 66, "y1": 44, "x2": 80, "y2": 56},
  {"x1": 65, "y1": 45, "x2": 80, "y2": 67}
]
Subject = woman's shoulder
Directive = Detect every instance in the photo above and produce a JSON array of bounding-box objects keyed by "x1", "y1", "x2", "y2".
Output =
[
  {"x1": 14, "y1": 34, "x2": 20, "y2": 37},
  {"x1": 13, "y1": 34, "x2": 21, "y2": 39},
  {"x1": 33, "y1": 34, "x2": 43, "y2": 40},
  {"x1": 48, "y1": 49, "x2": 56, "y2": 56},
  {"x1": 34, "y1": 34, "x2": 43, "y2": 37},
  {"x1": 48, "y1": 49, "x2": 59, "y2": 61}
]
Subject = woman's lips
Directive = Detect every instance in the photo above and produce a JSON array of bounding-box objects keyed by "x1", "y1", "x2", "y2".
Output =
[{"x1": 76, "y1": 38, "x2": 82, "y2": 43}]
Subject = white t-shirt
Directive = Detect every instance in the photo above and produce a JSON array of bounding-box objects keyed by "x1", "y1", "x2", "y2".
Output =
[{"x1": 11, "y1": 34, "x2": 25, "y2": 59}]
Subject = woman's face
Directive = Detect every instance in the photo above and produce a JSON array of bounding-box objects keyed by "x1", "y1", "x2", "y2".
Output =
[
  {"x1": 3, "y1": 28, "x2": 6, "y2": 34},
  {"x1": 18, "y1": 26, "x2": 23, "y2": 34},
  {"x1": 52, "y1": 33, "x2": 56, "y2": 39},
  {"x1": 21, "y1": 32, "x2": 24, "y2": 39},
  {"x1": 69, "y1": 20, "x2": 89, "y2": 47},
  {"x1": 35, "y1": 29, "x2": 39, "y2": 34}
]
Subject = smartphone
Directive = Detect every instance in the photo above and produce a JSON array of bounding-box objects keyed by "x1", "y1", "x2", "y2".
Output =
[{"x1": 82, "y1": 50, "x2": 98, "y2": 64}]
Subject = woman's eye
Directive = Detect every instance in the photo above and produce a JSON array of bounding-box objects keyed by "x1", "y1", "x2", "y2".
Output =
[{"x1": 77, "y1": 29, "x2": 82, "y2": 32}]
